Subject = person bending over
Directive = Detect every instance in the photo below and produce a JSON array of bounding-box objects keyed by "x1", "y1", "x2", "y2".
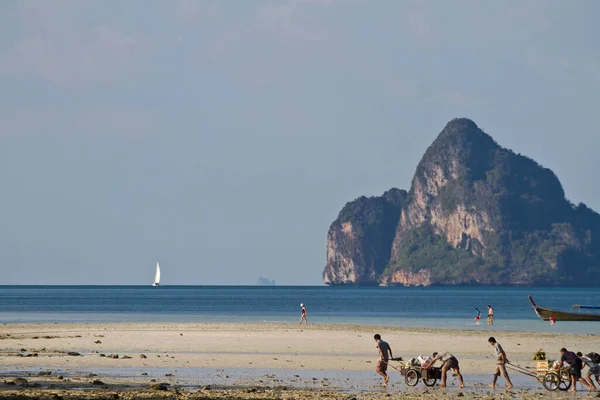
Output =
[
  {"x1": 579, "y1": 352, "x2": 600, "y2": 390},
  {"x1": 559, "y1": 348, "x2": 592, "y2": 392},
  {"x1": 424, "y1": 351, "x2": 465, "y2": 388}
]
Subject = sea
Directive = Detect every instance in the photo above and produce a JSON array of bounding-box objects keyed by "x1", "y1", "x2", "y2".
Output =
[{"x1": 1, "y1": 285, "x2": 599, "y2": 334}]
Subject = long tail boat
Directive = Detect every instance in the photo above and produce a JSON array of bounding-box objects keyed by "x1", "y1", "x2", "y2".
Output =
[
  {"x1": 573, "y1": 304, "x2": 600, "y2": 309},
  {"x1": 528, "y1": 296, "x2": 600, "y2": 321}
]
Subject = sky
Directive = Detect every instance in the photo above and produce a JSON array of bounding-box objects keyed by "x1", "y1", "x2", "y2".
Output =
[{"x1": 1, "y1": 0, "x2": 599, "y2": 285}]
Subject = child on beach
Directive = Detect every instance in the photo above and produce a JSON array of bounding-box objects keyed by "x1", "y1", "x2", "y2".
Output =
[{"x1": 474, "y1": 308, "x2": 481, "y2": 324}]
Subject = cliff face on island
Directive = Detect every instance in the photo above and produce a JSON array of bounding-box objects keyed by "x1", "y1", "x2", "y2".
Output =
[
  {"x1": 324, "y1": 118, "x2": 600, "y2": 286},
  {"x1": 323, "y1": 189, "x2": 407, "y2": 285}
]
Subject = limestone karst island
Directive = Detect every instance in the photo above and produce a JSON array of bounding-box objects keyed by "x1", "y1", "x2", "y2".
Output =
[{"x1": 323, "y1": 118, "x2": 600, "y2": 287}]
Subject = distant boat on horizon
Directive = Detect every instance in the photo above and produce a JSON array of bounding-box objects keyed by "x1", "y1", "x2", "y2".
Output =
[{"x1": 152, "y1": 262, "x2": 161, "y2": 287}]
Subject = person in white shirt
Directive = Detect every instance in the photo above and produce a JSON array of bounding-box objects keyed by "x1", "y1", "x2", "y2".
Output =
[
  {"x1": 578, "y1": 352, "x2": 600, "y2": 389},
  {"x1": 423, "y1": 351, "x2": 465, "y2": 388}
]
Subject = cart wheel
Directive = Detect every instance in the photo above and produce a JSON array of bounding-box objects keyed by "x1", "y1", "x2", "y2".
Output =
[
  {"x1": 558, "y1": 370, "x2": 572, "y2": 391},
  {"x1": 423, "y1": 378, "x2": 437, "y2": 387},
  {"x1": 542, "y1": 372, "x2": 560, "y2": 391},
  {"x1": 405, "y1": 369, "x2": 420, "y2": 386}
]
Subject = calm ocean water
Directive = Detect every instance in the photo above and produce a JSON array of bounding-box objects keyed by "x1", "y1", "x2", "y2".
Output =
[{"x1": 1, "y1": 286, "x2": 599, "y2": 334}]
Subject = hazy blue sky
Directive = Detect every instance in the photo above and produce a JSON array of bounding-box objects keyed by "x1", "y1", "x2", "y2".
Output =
[{"x1": 1, "y1": 0, "x2": 599, "y2": 285}]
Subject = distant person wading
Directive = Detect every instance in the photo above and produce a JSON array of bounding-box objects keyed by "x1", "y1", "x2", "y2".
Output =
[
  {"x1": 487, "y1": 305, "x2": 494, "y2": 325},
  {"x1": 299, "y1": 303, "x2": 308, "y2": 324}
]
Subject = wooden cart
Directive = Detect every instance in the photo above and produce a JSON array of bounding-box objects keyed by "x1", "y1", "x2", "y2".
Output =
[
  {"x1": 506, "y1": 360, "x2": 572, "y2": 391},
  {"x1": 400, "y1": 366, "x2": 442, "y2": 387}
]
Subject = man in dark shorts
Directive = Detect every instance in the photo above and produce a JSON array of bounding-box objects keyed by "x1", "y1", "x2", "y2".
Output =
[
  {"x1": 424, "y1": 352, "x2": 465, "y2": 388},
  {"x1": 559, "y1": 348, "x2": 592, "y2": 392},
  {"x1": 374, "y1": 334, "x2": 393, "y2": 387}
]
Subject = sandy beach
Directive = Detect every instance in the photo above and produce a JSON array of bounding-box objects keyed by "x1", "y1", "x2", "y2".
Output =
[{"x1": 1, "y1": 322, "x2": 599, "y2": 399}]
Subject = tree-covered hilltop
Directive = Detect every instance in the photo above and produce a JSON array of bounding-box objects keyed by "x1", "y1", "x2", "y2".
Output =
[
  {"x1": 324, "y1": 118, "x2": 600, "y2": 286},
  {"x1": 323, "y1": 188, "x2": 407, "y2": 285}
]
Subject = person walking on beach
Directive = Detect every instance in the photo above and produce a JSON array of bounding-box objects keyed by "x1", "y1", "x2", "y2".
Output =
[
  {"x1": 474, "y1": 308, "x2": 481, "y2": 325},
  {"x1": 374, "y1": 334, "x2": 393, "y2": 387},
  {"x1": 487, "y1": 305, "x2": 494, "y2": 325},
  {"x1": 488, "y1": 337, "x2": 513, "y2": 389},
  {"x1": 559, "y1": 348, "x2": 592, "y2": 392},
  {"x1": 299, "y1": 303, "x2": 308, "y2": 324},
  {"x1": 424, "y1": 352, "x2": 465, "y2": 388},
  {"x1": 579, "y1": 352, "x2": 600, "y2": 390}
]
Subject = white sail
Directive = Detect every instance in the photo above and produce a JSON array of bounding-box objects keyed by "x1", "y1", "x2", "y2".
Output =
[{"x1": 153, "y1": 262, "x2": 161, "y2": 286}]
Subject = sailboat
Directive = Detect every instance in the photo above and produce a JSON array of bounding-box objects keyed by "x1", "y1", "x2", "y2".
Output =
[{"x1": 152, "y1": 262, "x2": 161, "y2": 287}]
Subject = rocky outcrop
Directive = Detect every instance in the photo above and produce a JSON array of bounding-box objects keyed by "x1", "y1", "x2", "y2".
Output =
[
  {"x1": 323, "y1": 189, "x2": 407, "y2": 285},
  {"x1": 379, "y1": 269, "x2": 431, "y2": 287},
  {"x1": 324, "y1": 118, "x2": 600, "y2": 286}
]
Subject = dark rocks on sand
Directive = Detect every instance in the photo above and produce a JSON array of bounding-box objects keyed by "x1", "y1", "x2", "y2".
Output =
[
  {"x1": 57, "y1": 375, "x2": 64, "y2": 380},
  {"x1": 94, "y1": 340, "x2": 102, "y2": 344},
  {"x1": 92, "y1": 379, "x2": 105, "y2": 385},
  {"x1": 99, "y1": 354, "x2": 106, "y2": 357},
  {"x1": 140, "y1": 354, "x2": 147, "y2": 359},
  {"x1": 122, "y1": 355, "x2": 132, "y2": 359},
  {"x1": 165, "y1": 373, "x2": 173, "y2": 377},
  {"x1": 13, "y1": 378, "x2": 28, "y2": 386},
  {"x1": 67, "y1": 351, "x2": 81, "y2": 356},
  {"x1": 38, "y1": 371, "x2": 52, "y2": 376},
  {"x1": 150, "y1": 383, "x2": 169, "y2": 391},
  {"x1": 108, "y1": 354, "x2": 119, "y2": 359}
]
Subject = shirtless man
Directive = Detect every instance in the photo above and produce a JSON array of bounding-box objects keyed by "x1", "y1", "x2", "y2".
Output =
[
  {"x1": 487, "y1": 305, "x2": 494, "y2": 325},
  {"x1": 424, "y1": 352, "x2": 465, "y2": 388},
  {"x1": 374, "y1": 334, "x2": 393, "y2": 387}
]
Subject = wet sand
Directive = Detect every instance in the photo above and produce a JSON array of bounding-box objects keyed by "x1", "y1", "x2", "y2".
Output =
[{"x1": 1, "y1": 322, "x2": 599, "y2": 399}]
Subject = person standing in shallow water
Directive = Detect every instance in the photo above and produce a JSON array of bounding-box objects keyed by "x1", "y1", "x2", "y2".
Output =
[
  {"x1": 487, "y1": 305, "x2": 494, "y2": 325},
  {"x1": 474, "y1": 308, "x2": 481, "y2": 325},
  {"x1": 299, "y1": 303, "x2": 308, "y2": 324},
  {"x1": 374, "y1": 334, "x2": 393, "y2": 387}
]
